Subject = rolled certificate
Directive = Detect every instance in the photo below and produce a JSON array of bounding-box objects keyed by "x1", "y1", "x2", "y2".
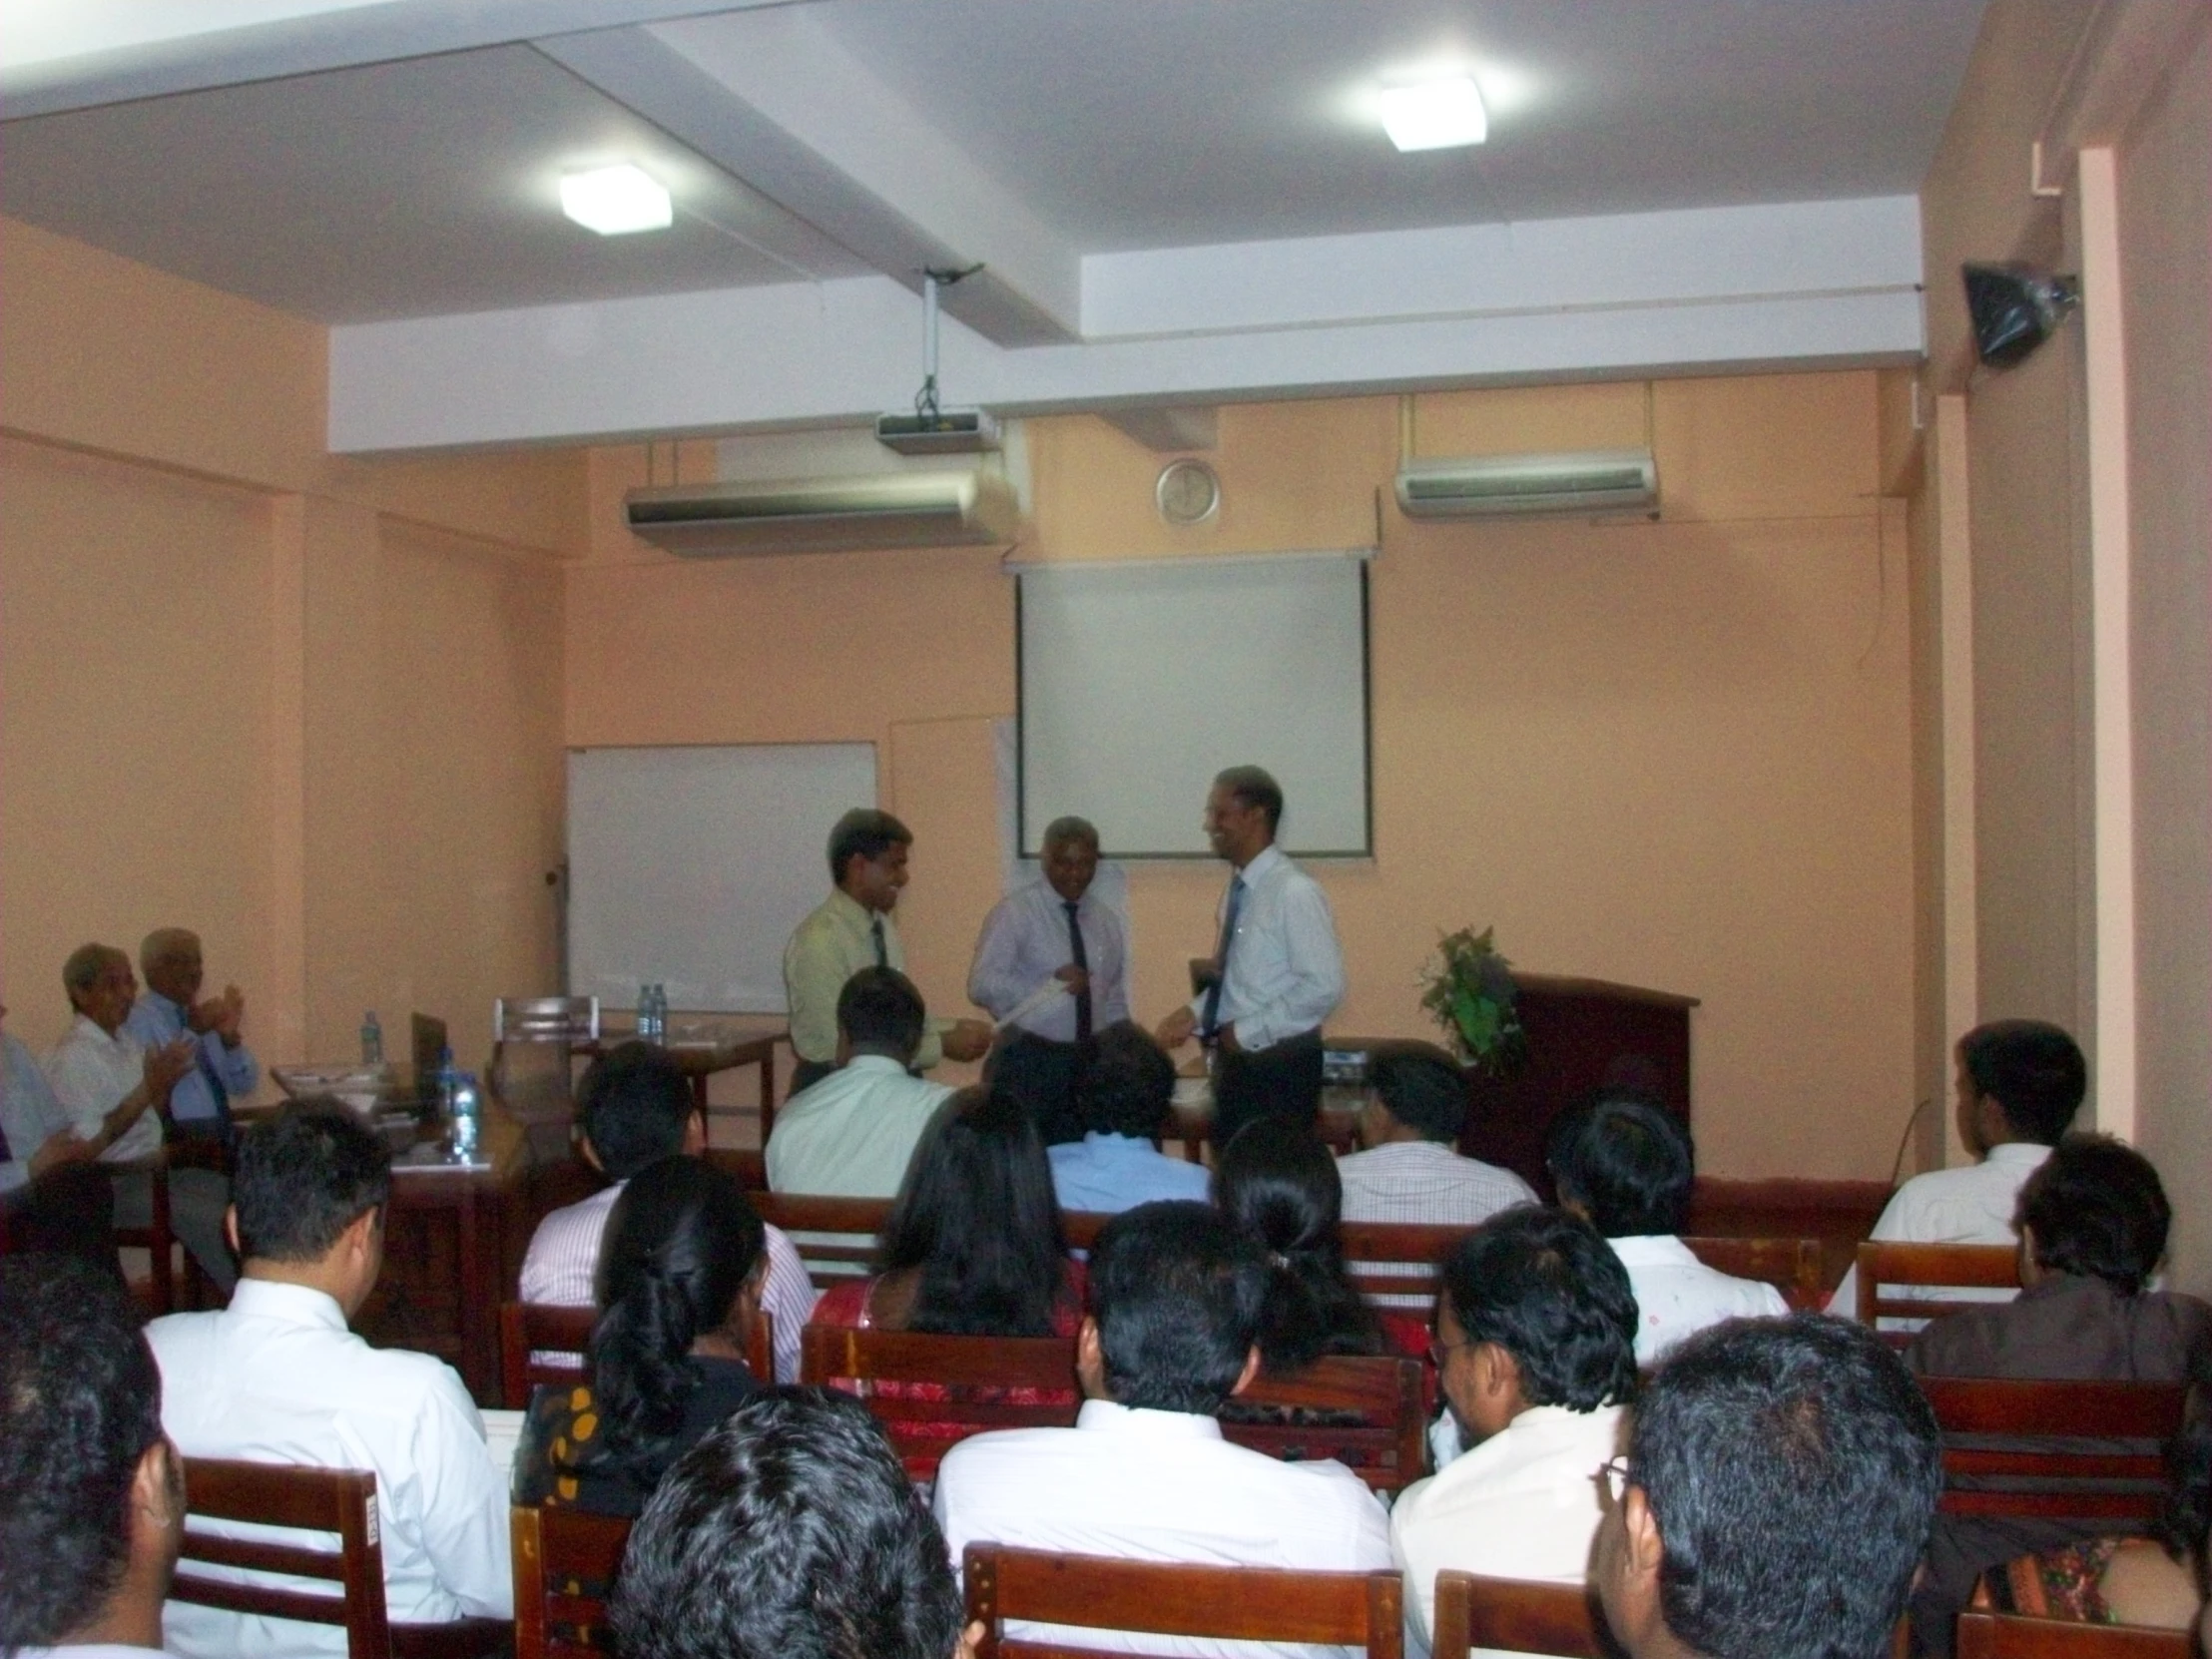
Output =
[{"x1": 991, "y1": 976, "x2": 1071, "y2": 1032}]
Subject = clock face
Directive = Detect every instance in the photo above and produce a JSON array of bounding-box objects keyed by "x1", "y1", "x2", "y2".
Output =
[{"x1": 1155, "y1": 458, "x2": 1221, "y2": 525}]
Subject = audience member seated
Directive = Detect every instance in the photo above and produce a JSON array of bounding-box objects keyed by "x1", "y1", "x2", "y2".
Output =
[
  {"x1": 813, "y1": 1085, "x2": 1082, "y2": 1338},
  {"x1": 1390, "y1": 1207, "x2": 1639, "y2": 1651},
  {"x1": 514, "y1": 1156, "x2": 768, "y2": 1516},
  {"x1": 45, "y1": 942, "x2": 230, "y2": 1292},
  {"x1": 1336, "y1": 1043, "x2": 1535, "y2": 1226},
  {"x1": 520, "y1": 1040, "x2": 816, "y2": 1383},
  {"x1": 931, "y1": 1201, "x2": 1391, "y2": 1655},
  {"x1": 767, "y1": 967, "x2": 954, "y2": 1198},
  {"x1": 1593, "y1": 1316, "x2": 1942, "y2": 1659},
  {"x1": 612, "y1": 1388, "x2": 982, "y2": 1659},
  {"x1": 123, "y1": 927, "x2": 258, "y2": 1151},
  {"x1": 1047, "y1": 1021, "x2": 1211, "y2": 1214},
  {"x1": 1214, "y1": 1117, "x2": 1384, "y2": 1374},
  {"x1": 1547, "y1": 1091, "x2": 1786, "y2": 1366},
  {"x1": 1903, "y1": 1134, "x2": 2211, "y2": 1657},
  {"x1": 147, "y1": 1101, "x2": 511, "y2": 1658},
  {"x1": 2, "y1": 997, "x2": 125, "y2": 1284},
  {"x1": 1, "y1": 1255, "x2": 188, "y2": 1659},
  {"x1": 1833, "y1": 1018, "x2": 2087, "y2": 1321}
]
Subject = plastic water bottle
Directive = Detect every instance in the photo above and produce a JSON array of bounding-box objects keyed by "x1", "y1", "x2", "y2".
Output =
[
  {"x1": 449, "y1": 1071, "x2": 481, "y2": 1161},
  {"x1": 637, "y1": 982, "x2": 659, "y2": 1044},
  {"x1": 653, "y1": 982, "x2": 671, "y2": 1043},
  {"x1": 360, "y1": 1010, "x2": 382, "y2": 1066},
  {"x1": 436, "y1": 1044, "x2": 458, "y2": 1119}
]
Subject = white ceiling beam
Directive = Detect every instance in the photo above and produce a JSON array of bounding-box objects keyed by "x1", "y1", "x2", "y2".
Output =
[
  {"x1": 1101, "y1": 408, "x2": 1221, "y2": 453},
  {"x1": 0, "y1": 0, "x2": 764, "y2": 117}
]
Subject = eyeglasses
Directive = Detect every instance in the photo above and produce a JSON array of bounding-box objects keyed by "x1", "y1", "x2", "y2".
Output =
[
  {"x1": 1427, "y1": 1337, "x2": 1472, "y2": 1372},
  {"x1": 1596, "y1": 1455, "x2": 1633, "y2": 1507}
]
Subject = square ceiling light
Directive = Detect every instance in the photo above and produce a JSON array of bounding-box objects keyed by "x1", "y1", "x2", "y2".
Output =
[
  {"x1": 1379, "y1": 78, "x2": 1488, "y2": 152},
  {"x1": 560, "y1": 164, "x2": 672, "y2": 235}
]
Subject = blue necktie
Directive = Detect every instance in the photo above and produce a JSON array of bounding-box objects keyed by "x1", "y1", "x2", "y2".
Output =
[{"x1": 1200, "y1": 874, "x2": 1246, "y2": 1044}]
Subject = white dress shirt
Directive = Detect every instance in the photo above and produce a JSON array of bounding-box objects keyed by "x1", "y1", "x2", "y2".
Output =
[
  {"x1": 1606, "y1": 1235, "x2": 1788, "y2": 1366},
  {"x1": 1389, "y1": 1402, "x2": 1628, "y2": 1655},
  {"x1": 517, "y1": 1178, "x2": 819, "y2": 1384},
  {"x1": 1336, "y1": 1141, "x2": 1536, "y2": 1228},
  {"x1": 967, "y1": 881, "x2": 1132, "y2": 1043},
  {"x1": 1185, "y1": 844, "x2": 1346, "y2": 1053},
  {"x1": 934, "y1": 1397, "x2": 1392, "y2": 1659},
  {"x1": 46, "y1": 1013, "x2": 165, "y2": 1163},
  {"x1": 1830, "y1": 1141, "x2": 2049, "y2": 1322},
  {"x1": 148, "y1": 1280, "x2": 512, "y2": 1659},
  {"x1": 2, "y1": 1029, "x2": 78, "y2": 1195},
  {"x1": 765, "y1": 1054, "x2": 953, "y2": 1198},
  {"x1": 124, "y1": 991, "x2": 258, "y2": 1127}
]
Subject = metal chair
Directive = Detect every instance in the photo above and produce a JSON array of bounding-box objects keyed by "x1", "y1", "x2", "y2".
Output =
[{"x1": 490, "y1": 997, "x2": 602, "y2": 1156}]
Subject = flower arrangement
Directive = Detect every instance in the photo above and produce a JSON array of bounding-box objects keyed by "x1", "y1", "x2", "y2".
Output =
[{"x1": 1418, "y1": 925, "x2": 1526, "y2": 1076}]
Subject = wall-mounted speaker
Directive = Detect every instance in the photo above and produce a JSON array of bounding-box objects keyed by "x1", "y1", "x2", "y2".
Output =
[{"x1": 1963, "y1": 263, "x2": 2081, "y2": 368}]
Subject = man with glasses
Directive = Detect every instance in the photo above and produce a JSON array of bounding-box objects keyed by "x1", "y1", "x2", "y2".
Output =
[{"x1": 1389, "y1": 1207, "x2": 1639, "y2": 1652}]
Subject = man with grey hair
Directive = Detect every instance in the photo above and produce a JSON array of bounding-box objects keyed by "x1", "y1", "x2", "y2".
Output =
[
  {"x1": 967, "y1": 815, "x2": 1131, "y2": 1144},
  {"x1": 1156, "y1": 767, "x2": 1345, "y2": 1149},
  {"x1": 125, "y1": 926, "x2": 260, "y2": 1149},
  {"x1": 46, "y1": 941, "x2": 235, "y2": 1291}
]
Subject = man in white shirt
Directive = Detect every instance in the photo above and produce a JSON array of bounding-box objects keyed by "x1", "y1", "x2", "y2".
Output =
[
  {"x1": 969, "y1": 816, "x2": 1132, "y2": 1145},
  {"x1": 123, "y1": 926, "x2": 259, "y2": 1150},
  {"x1": 519, "y1": 1041, "x2": 818, "y2": 1383},
  {"x1": 148, "y1": 1102, "x2": 512, "y2": 1659},
  {"x1": 1831, "y1": 1019, "x2": 2087, "y2": 1321},
  {"x1": 1337, "y1": 1044, "x2": 1536, "y2": 1227},
  {"x1": 2, "y1": 1255, "x2": 189, "y2": 1659},
  {"x1": 767, "y1": 967, "x2": 954, "y2": 1198},
  {"x1": 934, "y1": 1202, "x2": 1391, "y2": 1659},
  {"x1": 45, "y1": 942, "x2": 228, "y2": 1290},
  {"x1": 1546, "y1": 1093, "x2": 1785, "y2": 1366},
  {"x1": 1390, "y1": 1208, "x2": 1639, "y2": 1654},
  {"x1": 1156, "y1": 767, "x2": 1346, "y2": 1152}
]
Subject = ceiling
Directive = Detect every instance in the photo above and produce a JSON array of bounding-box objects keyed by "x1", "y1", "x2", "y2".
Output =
[{"x1": 1, "y1": 0, "x2": 1986, "y2": 325}]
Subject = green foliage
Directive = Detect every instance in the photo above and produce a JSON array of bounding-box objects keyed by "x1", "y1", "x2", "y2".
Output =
[{"x1": 1418, "y1": 925, "x2": 1527, "y2": 1076}]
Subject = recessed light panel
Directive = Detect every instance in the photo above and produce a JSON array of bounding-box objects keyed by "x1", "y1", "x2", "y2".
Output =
[
  {"x1": 560, "y1": 164, "x2": 672, "y2": 236},
  {"x1": 1379, "y1": 78, "x2": 1488, "y2": 152}
]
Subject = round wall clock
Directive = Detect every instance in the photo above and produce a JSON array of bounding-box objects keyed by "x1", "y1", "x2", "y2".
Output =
[{"x1": 1155, "y1": 458, "x2": 1221, "y2": 526}]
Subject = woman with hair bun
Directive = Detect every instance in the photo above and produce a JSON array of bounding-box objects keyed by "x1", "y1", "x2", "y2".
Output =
[
  {"x1": 514, "y1": 1155, "x2": 767, "y2": 1515},
  {"x1": 1212, "y1": 1116, "x2": 1382, "y2": 1373}
]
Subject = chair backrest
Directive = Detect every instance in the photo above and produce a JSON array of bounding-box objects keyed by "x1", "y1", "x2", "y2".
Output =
[
  {"x1": 114, "y1": 1160, "x2": 176, "y2": 1314},
  {"x1": 500, "y1": 1302, "x2": 774, "y2": 1410},
  {"x1": 511, "y1": 1503, "x2": 632, "y2": 1659},
  {"x1": 1340, "y1": 1219, "x2": 1475, "y2": 1306},
  {"x1": 747, "y1": 1193, "x2": 893, "y2": 1287},
  {"x1": 1918, "y1": 1376, "x2": 2186, "y2": 1521},
  {"x1": 493, "y1": 997, "x2": 601, "y2": 1044},
  {"x1": 1680, "y1": 1235, "x2": 1827, "y2": 1309},
  {"x1": 172, "y1": 1456, "x2": 391, "y2": 1659},
  {"x1": 1954, "y1": 1611, "x2": 2195, "y2": 1658},
  {"x1": 1856, "y1": 1242, "x2": 2020, "y2": 1336},
  {"x1": 1429, "y1": 1571, "x2": 1607, "y2": 1659},
  {"x1": 964, "y1": 1543, "x2": 1403, "y2": 1659},
  {"x1": 1225, "y1": 1353, "x2": 1427, "y2": 1495},
  {"x1": 801, "y1": 1326, "x2": 1081, "y2": 1478}
]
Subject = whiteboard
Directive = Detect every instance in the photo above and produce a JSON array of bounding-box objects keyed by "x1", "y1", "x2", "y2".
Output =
[
  {"x1": 1017, "y1": 554, "x2": 1372, "y2": 857},
  {"x1": 567, "y1": 744, "x2": 877, "y2": 1012}
]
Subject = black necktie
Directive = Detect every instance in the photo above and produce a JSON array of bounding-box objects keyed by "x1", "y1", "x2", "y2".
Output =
[
  {"x1": 1063, "y1": 900, "x2": 1093, "y2": 1044},
  {"x1": 870, "y1": 915, "x2": 887, "y2": 969},
  {"x1": 1200, "y1": 873, "x2": 1247, "y2": 1043}
]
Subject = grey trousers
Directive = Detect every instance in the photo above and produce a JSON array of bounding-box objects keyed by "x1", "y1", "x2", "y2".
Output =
[{"x1": 113, "y1": 1164, "x2": 237, "y2": 1293}]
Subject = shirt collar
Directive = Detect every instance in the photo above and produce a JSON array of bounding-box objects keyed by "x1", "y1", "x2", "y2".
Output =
[
  {"x1": 150, "y1": 990, "x2": 189, "y2": 1024},
  {"x1": 842, "y1": 1053, "x2": 910, "y2": 1077},
  {"x1": 1076, "y1": 1397, "x2": 1225, "y2": 1440},
  {"x1": 227, "y1": 1278, "x2": 348, "y2": 1331},
  {"x1": 1986, "y1": 1142, "x2": 2054, "y2": 1170},
  {"x1": 70, "y1": 1011, "x2": 127, "y2": 1049},
  {"x1": 1238, "y1": 843, "x2": 1287, "y2": 884},
  {"x1": 828, "y1": 887, "x2": 881, "y2": 929},
  {"x1": 1605, "y1": 1234, "x2": 1698, "y2": 1267}
]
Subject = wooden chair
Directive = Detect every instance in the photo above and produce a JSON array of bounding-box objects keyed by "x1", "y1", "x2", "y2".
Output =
[
  {"x1": 511, "y1": 1503, "x2": 632, "y2": 1659},
  {"x1": 499, "y1": 1301, "x2": 774, "y2": 1409},
  {"x1": 114, "y1": 1158, "x2": 181, "y2": 1315},
  {"x1": 800, "y1": 1325, "x2": 1081, "y2": 1479},
  {"x1": 1918, "y1": 1377, "x2": 2186, "y2": 1522},
  {"x1": 1429, "y1": 1570, "x2": 1608, "y2": 1659},
  {"x1": 963, "y1": 1543, "x2": 1403, "y2": 1659},
  {"x1": 1341, "y1": 1219, "x2": 1475, "y2": 1307},
  {"x1": 1856, "y1": 1242, "x2": 2020, "y2": 1338},
  {"x1": 173, "y1": 1457, "x2": 510, "y2": 1659},
  {"x1": 1954, "y1": 1611, "x2": 2195, "y2": 1657},
  {"x1": 1680, "y1": 1235, "x2": 1826, "y2": 1310},
  {"x1": 746, "y1": 1192, "x2": 893, "y2": 1287},
  {"x1": 1226, "y1": 1353, "x2": 1428, "y2": 1494}
]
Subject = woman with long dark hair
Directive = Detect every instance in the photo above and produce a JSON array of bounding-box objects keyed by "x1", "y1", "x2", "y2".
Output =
[
  {"x1": 1212, "y1": 1116, "x2": 1382, "y2": 1372},
  {"x1": 514, "y1": 1156, "x2": 767, "y2": 1514}
]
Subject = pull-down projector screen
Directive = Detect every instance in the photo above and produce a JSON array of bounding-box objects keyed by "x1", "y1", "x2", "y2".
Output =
[{"x1": 1017, "y1": 553, "x2": 1372, "y2": 858}]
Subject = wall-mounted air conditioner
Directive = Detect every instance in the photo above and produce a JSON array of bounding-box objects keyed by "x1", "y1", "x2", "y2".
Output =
[
  {"x1": 625, "y1": 469, "x2": 1020, "y2": 557},
  {"x1": 1394, "y1": 448, "x2": 1659, "y2": 519}
]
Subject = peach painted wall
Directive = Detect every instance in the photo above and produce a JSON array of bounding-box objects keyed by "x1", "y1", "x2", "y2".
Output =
[
  {"x1": 573, "y1": 373, "x2": 1914, "y2": 1178},
  {"x1": 0, "y1": 216, "x2": 581, "y2": 1078}
]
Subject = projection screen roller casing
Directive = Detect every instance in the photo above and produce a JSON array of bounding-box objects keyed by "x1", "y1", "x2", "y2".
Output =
[{"x1": 1017, "y1": 554, "x2": 1372, "y2": 858}]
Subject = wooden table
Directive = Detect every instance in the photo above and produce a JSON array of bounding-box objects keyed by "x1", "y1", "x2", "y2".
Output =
[{"x1": 592, "y1": 1014, "x2": 788, "y2": 1142}]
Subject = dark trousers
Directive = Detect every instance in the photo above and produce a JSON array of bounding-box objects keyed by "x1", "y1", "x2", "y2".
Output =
[
  {"x1": 984, "y1": 1031, "x2": 1087, "y2": 1146},
  {"x1": 1209, "y1": 1029, "x2": 1325, "y2": 1153},
  {"x1": 2, "y1": 1163, "x2": 126, "y2": 1290}
]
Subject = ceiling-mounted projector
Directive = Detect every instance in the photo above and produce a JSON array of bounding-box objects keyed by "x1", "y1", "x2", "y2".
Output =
[
  {"x1": 875, "y1": 408, "x2": 1000, "y2": 456},
  {"x1": 1963, "y1": 263, "x2": 2080, "y2": 368}
]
